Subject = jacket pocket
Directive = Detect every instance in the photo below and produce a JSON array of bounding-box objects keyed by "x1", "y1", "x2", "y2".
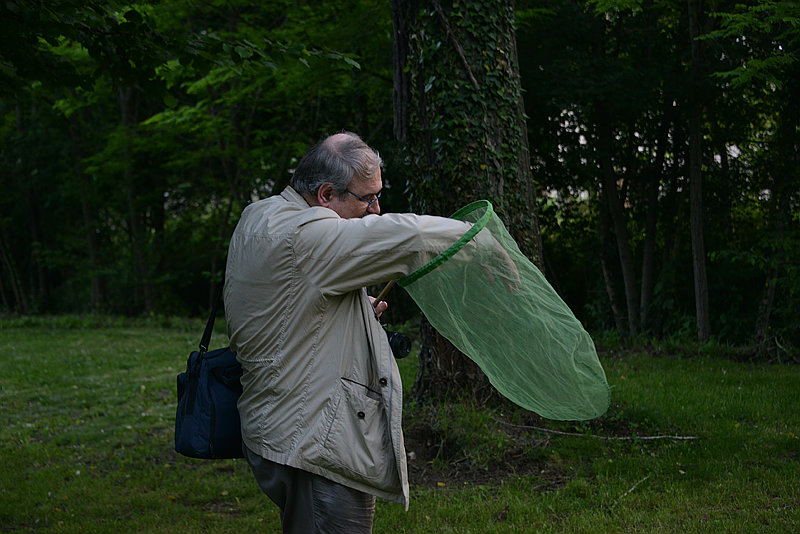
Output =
[{"x1": 320, "y1": 378, "x2": 397, "y2": 487}]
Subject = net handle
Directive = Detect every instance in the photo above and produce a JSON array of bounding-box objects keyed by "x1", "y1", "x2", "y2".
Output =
[{"x1": 372, "y1": 280, "x2": 396, "y2": 308}]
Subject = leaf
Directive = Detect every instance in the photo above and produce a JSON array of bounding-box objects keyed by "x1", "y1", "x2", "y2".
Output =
[
  {"x1": 123, "y1": 9, "x2": 142, "y2": 24},
  {"x1": 235, "y1": 45, "x2": 253, "y2": 59},
  {"x1": 587, "y1": 0, "x2": 643, "y2": 15},
  {"x1": 163, "y1": 93, "x2": 178, "y2": 108},
  {"x1": 343, "y1": 57, "x2": 361, "y2": 70}
]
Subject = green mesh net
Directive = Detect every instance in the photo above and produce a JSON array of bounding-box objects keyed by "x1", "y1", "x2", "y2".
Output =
[{"x1": 399, "y1": 200, "x2": 610, "y2": 420}]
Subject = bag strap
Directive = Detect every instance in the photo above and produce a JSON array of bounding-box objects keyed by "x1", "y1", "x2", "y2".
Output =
[{"x1": 199, "y1": 282, "x2": 224, "y2": 356}]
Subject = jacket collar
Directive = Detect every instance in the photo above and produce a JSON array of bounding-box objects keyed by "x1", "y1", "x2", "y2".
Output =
[{"x1": 281, "y1": 186, "x2": 311, "y2": 207}]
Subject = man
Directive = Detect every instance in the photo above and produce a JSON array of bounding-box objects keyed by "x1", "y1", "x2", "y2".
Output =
[{"x1": 224, "y1": 132, "x2": 474, "y2": 533}]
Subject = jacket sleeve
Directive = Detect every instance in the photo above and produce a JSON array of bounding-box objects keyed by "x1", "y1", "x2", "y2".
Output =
[{"x1": 293, "y1": 210, "x2": 472, "y2": 296}]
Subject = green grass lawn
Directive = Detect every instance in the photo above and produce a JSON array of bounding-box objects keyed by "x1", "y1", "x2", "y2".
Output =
[{"x1": 1, "y1": 317, "x2": 798, "y2": 533}]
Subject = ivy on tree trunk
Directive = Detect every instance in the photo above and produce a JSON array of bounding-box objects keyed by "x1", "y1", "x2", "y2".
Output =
[{"x1": 391, "y1": 0, "x2": 543, "y2": 403}]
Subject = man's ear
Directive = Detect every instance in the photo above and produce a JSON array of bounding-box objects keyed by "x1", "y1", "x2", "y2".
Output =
[{"x1": 316, "y1": 183, "x2": 335, "y2": 208}]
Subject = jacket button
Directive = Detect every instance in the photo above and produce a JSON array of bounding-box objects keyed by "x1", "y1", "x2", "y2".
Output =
[
  {"x1": 357, "y1": 411, "x2": 366, "y2": 419},
  {"x1": 379, "y1": 378, "x2": 388, "y2": 386}
]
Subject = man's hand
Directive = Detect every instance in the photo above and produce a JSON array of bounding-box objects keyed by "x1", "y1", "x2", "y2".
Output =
[
  {"x1": 369, "y1": 296, "x2": 388, "y2": 318},
  {"x1": 481, "y1": 235, "x2": 520, "y2": 293}
]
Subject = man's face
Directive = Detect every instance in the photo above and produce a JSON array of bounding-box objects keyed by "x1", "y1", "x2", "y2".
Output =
[{"x1": 325, "y1": 169, "x2": 383, "y2": 219}]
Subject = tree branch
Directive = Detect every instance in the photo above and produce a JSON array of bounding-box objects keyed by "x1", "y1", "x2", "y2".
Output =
[
  {"x1": 431, "y1": 0, "x2": 480, "y2": 91},
  {"x1": 493, "y1": 418, "x2": 700, "y2": 441}
]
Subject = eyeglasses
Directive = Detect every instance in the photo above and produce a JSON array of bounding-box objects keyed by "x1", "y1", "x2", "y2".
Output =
[{"x1": 346, "y1": 189, "x2": 381, "y2": 207}]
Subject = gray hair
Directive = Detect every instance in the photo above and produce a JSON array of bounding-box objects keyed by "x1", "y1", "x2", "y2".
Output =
[{"x1": 291, "y1": 132, "x2": 382, "y2": 199}]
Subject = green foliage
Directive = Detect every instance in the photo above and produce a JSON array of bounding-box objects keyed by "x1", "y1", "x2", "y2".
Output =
[
  {"x1": 0, "y1": 0, "x2": 396, "y2": 316},
  {"x1": 587, "y1": 0, "x2": 643, "y2": 15},
  {"x1": 705, "y1": 1, "x2": 800, "y2": 89},
  {"x1": 517, "y1": 0, "x2": 800, "y2": 346},
  {"x1": 1, "y1": 0, "x2": 799, "y2": 350}
]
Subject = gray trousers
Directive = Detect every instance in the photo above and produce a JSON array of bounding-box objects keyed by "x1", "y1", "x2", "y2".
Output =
[{"x1": 244, "y1": 446, "x2": 376, "y2": 534}]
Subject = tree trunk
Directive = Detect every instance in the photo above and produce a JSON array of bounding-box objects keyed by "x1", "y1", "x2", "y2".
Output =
[
  {"x1": 598, "y1": 195, "x2": 627, "y2": 333},
  {"x1": 19, "y1": 103, "x2": 49, "y2": 312},
  {"x1": 0, "y1": 260, "x2": 9, "y2": 311},
  {"x1": 27, "y1": 189, "x2": 49, "y2": 312},
  {"x1": 639, "y1": 174, "x2": 659, "y2": 332},
  {"x1": 689, "y1": 106, "x2": 710, "y2": 342},
  {"x1": 755, "y1": 47, "x2": 800, "y2": 349},
  {"x1": 119, "y1": 86, "x2": 153, "y2": 313},
  {"x1": 688, "y1": 0, "x2": 710, "y2": 341},
  {"x1": 0, "y1": 225, "x2": 29, "y2": 314},
  {"x1": 640, "y1": 110, "x2": 671, "y2": 330},
  {"x1": 69, "y1": 115, "x2": 104, "y2": 312},
  {"x1": 596, "y1": 106, "x2": 639, "y2": 336},
  {"x1": 652, "y1": 172, "x2": 684, "y2": 337},
  {"x1": 391, "y1": 0, "x2": 541, "y2": 403},
  {"x1": 209, "y1": 197, "x2": 235, "y2": 311},
  {"x1": 508, "y1": 17, "x2": 544, "y2": 268},
  {"x1": 753, "y1": 191, "x2": 788, "y2": 347}
]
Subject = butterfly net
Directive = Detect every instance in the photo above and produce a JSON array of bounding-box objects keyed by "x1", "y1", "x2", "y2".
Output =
[{"x1": 398, "y1": 200, "x2": 610, "y2": 420}]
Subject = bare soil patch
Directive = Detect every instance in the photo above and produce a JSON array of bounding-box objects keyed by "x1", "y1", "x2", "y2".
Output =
[{"x1": 402, "y1": 409, "x2": 570, "y2": 489}]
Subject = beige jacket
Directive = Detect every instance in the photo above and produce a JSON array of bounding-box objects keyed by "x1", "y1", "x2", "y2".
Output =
[{"x1": 224, "y1": 186, "x2": 470, "y2": 508}]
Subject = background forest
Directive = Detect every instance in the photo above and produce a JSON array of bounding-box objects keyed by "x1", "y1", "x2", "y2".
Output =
[{"x1": 1, "y1": 0, "x2": 798, "y2": 353}]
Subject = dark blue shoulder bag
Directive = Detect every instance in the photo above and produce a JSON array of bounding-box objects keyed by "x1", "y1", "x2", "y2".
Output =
[{"x1": 175, "y1": 289, "x2": 244, "y2": 459}]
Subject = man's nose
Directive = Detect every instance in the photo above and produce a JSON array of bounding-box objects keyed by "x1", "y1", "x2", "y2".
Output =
[{"x1": 367, "y1": 199, "x2": 381, "y2": 215}]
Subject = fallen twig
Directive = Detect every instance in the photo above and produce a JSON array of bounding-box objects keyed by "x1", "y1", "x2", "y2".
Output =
[
  {"x1": 493, "y1": 418, "x2": 700, "y2": 441},
  {"x1": 494, "y1": 504, "x2": 509, "y2": 522},
  {"x1": 610, "y1": 474, "x2": 651, "y2": 510}
]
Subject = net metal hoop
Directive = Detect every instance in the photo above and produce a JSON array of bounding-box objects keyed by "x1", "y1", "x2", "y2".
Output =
[{"x1": 398, "y1": 200, "x2": 493, "y2": 287}]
